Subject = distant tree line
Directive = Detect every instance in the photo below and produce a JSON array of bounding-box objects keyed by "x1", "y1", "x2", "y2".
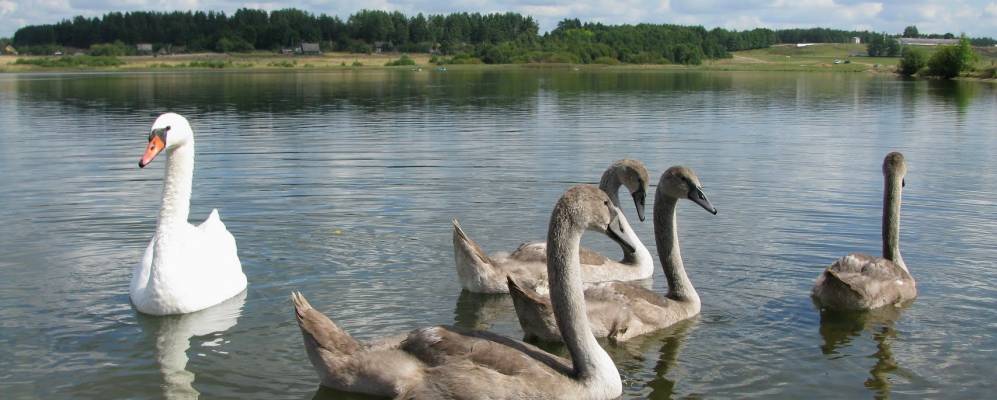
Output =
[
  {"x1": 866, "y1": 32, "x2": 902, "y2": 57},
  {"x1": 774, "y1": 28, "x2": 875, "y2": 44},
  {"x1": 902, "y1": 25, "x2": 996, "y2": 46},
  {"x1": 11, "y1": 9, "x2": 540, "y2": 55},
  {"x1": 10, "y1": 9, "x2": 997, "y2": 65}
]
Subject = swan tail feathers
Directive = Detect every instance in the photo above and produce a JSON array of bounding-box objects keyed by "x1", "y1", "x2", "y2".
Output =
[
  {"x1": 813, "y1": 269, "x2": 865, "y2": 310},
  {"x1": 452, "y1": 218, "x2": 499, "y2": 291},
  {"x1": 198, "y1": 208, "x2": 226, "y2": 231},
  {"x1": 291, "y1": 291, "x2": 362, "y2": 356}
]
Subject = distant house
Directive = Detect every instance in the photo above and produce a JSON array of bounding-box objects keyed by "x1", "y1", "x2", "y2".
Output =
[
  {"x1": 136, "y1": 43, "x2": 153, "y2": 54},
  {"x1": 898, "y1": 38, "x2": 958, "y2": 46},
  {"x1": 300, "y1": 42, "x2": 321, "y2": 54},
  {"x1": 852, "y1": 37, "x2": 861, "y2": 44},
  {"x1": 1, "y1": 45, "x2": 13, "y2": 55},
  {"x1": 373, "y1": 41, "x2": 393, "y2": 53},
  {"x1": 796, "y1": 43, "x2": 816, "y2": 48},
  {"x1": 281, "y1": 48, "x2": 294, "y2": 55}
]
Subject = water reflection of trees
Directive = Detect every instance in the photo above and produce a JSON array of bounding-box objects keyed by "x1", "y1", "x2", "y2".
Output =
[
  {"x1": 12, "y1": 70, "x2": 990, "y2": 120},
  {"x1": 818, "y1": 305, "x2": 909, "y2": 400},
  {"x1": 11, "y1": 70, "x2": 749, "y2": 115},
  {"x1": 929, "y1": 80, "x2": 976, "y2": 112}
]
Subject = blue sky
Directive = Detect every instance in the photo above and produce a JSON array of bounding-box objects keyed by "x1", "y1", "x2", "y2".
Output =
[{"x1": 2, "y1": 1, "x2": 997, "y2": 38}]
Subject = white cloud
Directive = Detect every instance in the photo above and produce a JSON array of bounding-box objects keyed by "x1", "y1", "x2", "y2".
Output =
[
  {"x1": 0, "y1": 0, "x2": 17, "y2": 16},
  {"x1": 985, "y1": 2, "x2": 997, "y2": 17}
]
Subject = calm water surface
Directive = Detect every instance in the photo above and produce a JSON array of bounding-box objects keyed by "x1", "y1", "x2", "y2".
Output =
[{"x1": 0, "y1": 69, "x2": 995, "y2": 399}]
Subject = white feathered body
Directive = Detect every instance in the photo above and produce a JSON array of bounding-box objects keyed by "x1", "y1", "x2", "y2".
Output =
[{"x1": 132, "y1": 209, "x2": 246, "y2": 315}]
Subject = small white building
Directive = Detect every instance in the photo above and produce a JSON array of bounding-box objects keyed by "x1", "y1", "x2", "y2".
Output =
[
  {"x1": 136, "y1": 43, "x2": 153, "y2": 54},
  {"x1": 852, "y1": 37, "x2": 861, "y2": 44},
  {"x1": 300, "y1": 42, "x2": 321, "y2": 54}
]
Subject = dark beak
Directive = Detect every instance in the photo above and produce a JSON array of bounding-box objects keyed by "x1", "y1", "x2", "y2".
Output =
[
  {"x1": 605, "y1": 212, "x2": 637, "y2": 254},
  {"x1": 688, "y1": 187, "x2": 718, "y2": 215},
  {"x1": 902, "y1": 178, "x2": 906, "y2": 188},
  {"x1": 631, "y1": 188, "x2": 646, "y2": 222}
]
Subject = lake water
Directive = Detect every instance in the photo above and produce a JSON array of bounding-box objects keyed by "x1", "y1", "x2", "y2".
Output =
[{"x1": 0, "y1": 69, "x2": 994, "y2": 399}]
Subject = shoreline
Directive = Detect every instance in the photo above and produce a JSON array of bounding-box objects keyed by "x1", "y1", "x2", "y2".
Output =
[{"x1": 1, "y1": 49, "x2": 993, "y2": 80}]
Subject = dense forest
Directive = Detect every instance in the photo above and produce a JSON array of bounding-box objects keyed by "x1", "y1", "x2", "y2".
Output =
[{"x1": 8, "y1": 9, "x2": 996, "y2": 65}]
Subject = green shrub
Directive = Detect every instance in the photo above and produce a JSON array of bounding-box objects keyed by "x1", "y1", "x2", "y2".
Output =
[
  {"x1": 444, "y1": 53, "x2": 484, "y2": 64},
  {"x1": 266, "y1": 60, "x2": 296, "y2": 68},
  {"x1": 667, "y1": 44, "x2": 704, "y2": 65},
  {"x1": 926, "y1": 37, "x2": 977, "y2": 79},
  {"x1": 187, "y1": 60, "x2": 232, "y2": 68},
  {"x1": 385, "y1": 54, "x2": 416, "y2": 66},
  {"x1": 216, "y1": 36, "x2": 254, "y2": 53},
  {"x1": 89, "y1": 41, "x2": 131, "y2": 56},
  {"x1": 591, "y1": 56, "x2": 620, "y2": 65},
  {"x1": 17, "y1": 44, "x2": 65, "y2": 55},
  {"x1": 14, "y1": 55, "x2": 124, "y2": 67},
  {"x1": 351, "y1": 60, "x2": 363, "y2": 67},
  {"x1": 898, "y1": 47, "x2": 926, "y2": 76},
  {"x1": 396, "y1": 41, "x2": 433, "y2": 53},
  {"x1": 345, "y1": 40, "x2": 372, "y2": 54},
  {"x1": 622, "y1": 51, "x2": 665, "y2": 64}
]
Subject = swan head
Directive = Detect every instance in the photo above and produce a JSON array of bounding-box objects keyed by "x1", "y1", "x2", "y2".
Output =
[
  {"x1": 611, "y1": 159, "x2": 650, "y2": 222},
  {"x1": 883, "y1": 152, "x2": 907, "y2": 187},
  {"x1": 139, "y1": 113, "x2": 193, "y2": 168},
  {"x1": 557, "y1": 185, "x2": 638, "y2": 254},
  {"x1": 659, "y1": 166, "x2": 718, "y2": 215}
]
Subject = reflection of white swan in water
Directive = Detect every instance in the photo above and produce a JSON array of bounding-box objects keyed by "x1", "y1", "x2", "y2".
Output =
[{"x1": 138, "y1": 290, "x2": 247, "y2": 399}]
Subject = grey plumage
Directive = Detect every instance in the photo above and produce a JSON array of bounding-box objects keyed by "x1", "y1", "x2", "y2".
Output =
[
  {"x1": 292, "y1": 185, "x2": 625, "y2": 399},
  {"x1": 452, "y1": 159, "x2": 654, "y2": 294},
  {"x1": 509, "y1": 166, "x2": 717, "y2": 342},
  {"x1": 812, "y1": 152, "x2": 916, "y2": 311}
]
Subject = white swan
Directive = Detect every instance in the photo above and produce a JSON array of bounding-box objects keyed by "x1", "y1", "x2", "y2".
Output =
[
  {"x1": 812, "y1": 152, "x2": 915, "y2": 311},
  {"x1": 509, "y1": 166, "x2": 718, "y2": 342},
  {"x1": 453, "y1": 159, "x2": 653, "y2": 293},
  {"x1": 292, "y1": 185, "x2": 629, "y2": 399},
  {"x1": 131, "y1": 113, "x2": 247, "y2": 316}
]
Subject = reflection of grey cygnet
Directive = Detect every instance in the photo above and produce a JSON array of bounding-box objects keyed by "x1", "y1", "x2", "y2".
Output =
[
  {"x1": 453, "y1": 159, "x2": 653, "y2": 294},
  {"x1": 510, "y1": 166, "x2": 717, "y2": 342},
  {"x1": 131, "y1": 113, "x2": 247, "y2": 315},
  {"x1": 292, "y1": 185, "x2": 630, "y2": 399},
  {"x1": 812, "y1": 152, "x2": 916, "y2": 311},
  {"x1": 817, "y1": 306, "x2": 907, "y2": 399},
  {"x1": 140, "y1": 290, "x2": 246, "y2": 400}
]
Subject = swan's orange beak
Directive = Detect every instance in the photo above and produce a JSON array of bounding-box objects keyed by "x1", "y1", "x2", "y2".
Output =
[{"x1": 139, "y1": 135, "x2": 165, "y2": 168}]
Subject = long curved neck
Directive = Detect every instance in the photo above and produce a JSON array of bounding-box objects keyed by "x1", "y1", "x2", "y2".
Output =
[
  {"x1": 547, "y1": 210, "x2": 620, "y2": 391},
  {"x1": 600, "y1": 168, "x2": 650, "y2": 266},
  {"x1": 619, "y1": 213, "x2": 652, "y2": 267},
  {"x1": 654, "y1": 196, "x2": 699, "y2": 304},
  {"x1": 882, "y1": 174, "x2": 905, "y2": 271},
  {"x1": 598, "y1": 168, "x2": 623, "y2": 208},
  {"x1": 157, "y1": 141, "x2": 194, "y2": 230}
]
